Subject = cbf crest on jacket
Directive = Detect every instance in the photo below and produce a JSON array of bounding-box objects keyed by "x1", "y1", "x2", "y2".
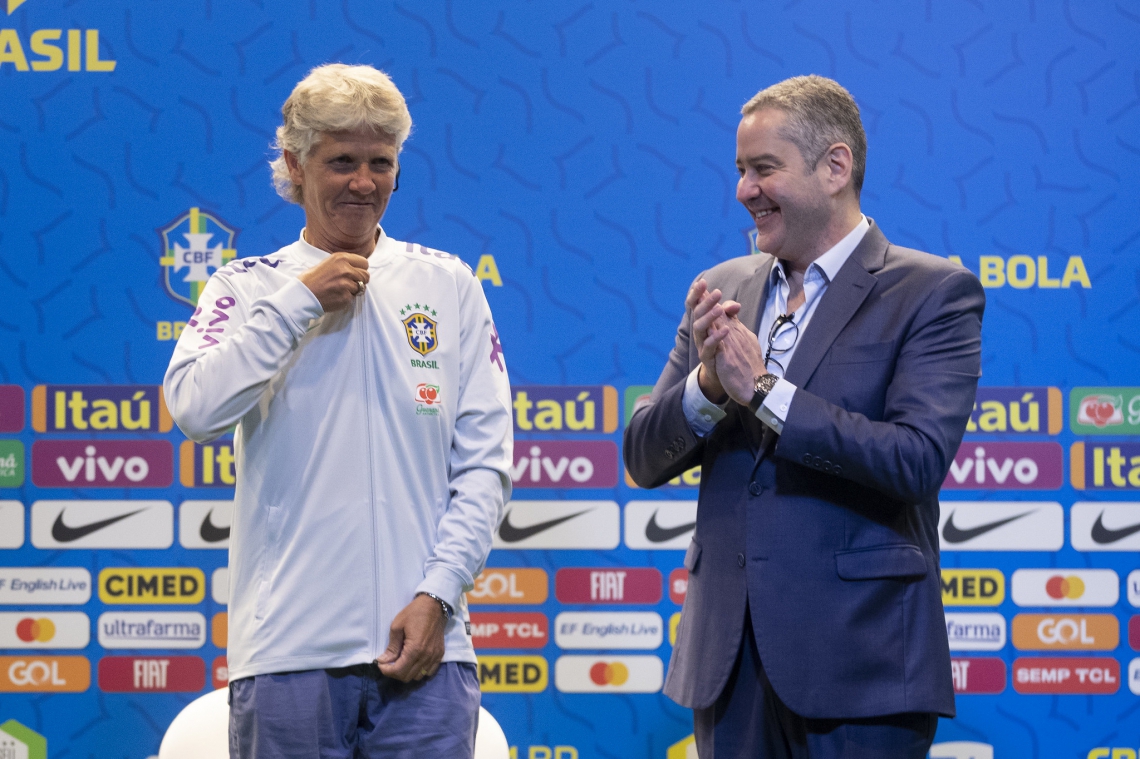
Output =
[{"x1": 164, "y1": 229, "x2": 513, "y2": 681}]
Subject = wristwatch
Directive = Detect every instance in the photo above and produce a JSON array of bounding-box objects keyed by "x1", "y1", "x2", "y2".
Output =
[
  {"x1": 416, "y1": 592, "x2": 454, "y2": 621},
  {"x1": 748, "y1": 374, "x2": 780, "y2": 416}
]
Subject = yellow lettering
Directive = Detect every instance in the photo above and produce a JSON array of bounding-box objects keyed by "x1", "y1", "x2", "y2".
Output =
[
  {"x1": 1087, "y1": 750, "x2": 1109, "y2": 759},
  {"x1": 1107, "y1": 447, "x2": 1127, "y2": 487},
  {"x1": 68, "y1": 391, "x2": 88, "y2": 430},
  {"x1": 564, "y1": 391, "x2": 595, "y2": 431},
  {"x1": 157, "y1": 321, "x2": 172, "y2": 341},
  {"x1": 173, "y1": 321, "x2": 186, "y2": 339},
  {"x1": 1037, "y1": 256, "x2": 1060, "y2": 288},
  {"x1": 1006, "y1": 255, "x2": 1035, "y2": 289},
  {"x1": 1130, "y1": 456, "x2": 1140, "y2": 488},
  {"x1": 513, "y1": 391, "x2": 533, "y2": 431},
  {"x1": 534, "y1": 400, "x2": 562, "y2": 430},
  {"x1": 217, "y1": 445, "x2": 236, "y2": 485},
  {"x1": 30, "y1": 29, "x2": 62, "y2": 71},
  {"x1": 475, "y1": 254, "x2": 502, "y2": 286},
  {"x1": 54, "y1": 390, "x2": 66, "y2": 430},
  {"x1": 0, "y1": 29, "x2": 29, "y2": 71},
  {"x1": 1010, "y1": 392, "x2": 1039, "y2": 432},
  {"x1": 67, "y1": 29, "x2": 80, "y2": 71},
  {"x1": 978, "y1": 400, "x2": 1007, "y2": 432},
  {"x1": 979, "y1": 256, "x2": 1005, "y2": 287},
  {"x1": 203, "y1": 446, "x2": 214, "y2": 485},
  {"x1": 1061, "y1": 256, "x2": 1091, "y2": 288},
  {"x1": 85, "y1": 29, "x2": 115, "y2": 72},
  {"x1": 120, "y1": 390, "x2": 150, "y2": 430},
  {"x1": 89, "y1": 399, "x2": 118, "y2": 430},
  {"x1": 1093, "y1": 446, "x2": 1104, "y2": 487},
  {"x1": 681, "y1": 466, "x2": 701, "y2": 486},
  {"x1": 529, "y1": 749, "x2": 552, "y2": 759}
]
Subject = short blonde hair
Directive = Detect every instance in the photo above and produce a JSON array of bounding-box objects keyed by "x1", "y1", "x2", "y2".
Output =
[
  {"x1": 742, "y1": 75, "x2": 866, "y2": 194},
  {"x1": 270, "y1": 63, "x2": 413, "y2": 204}
]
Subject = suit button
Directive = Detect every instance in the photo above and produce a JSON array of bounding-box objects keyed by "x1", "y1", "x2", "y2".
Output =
[
  {"x1": 748, "y1": 482, "x2": 761, "y2": 496},
  {"x1": 833, "y1": 465, "x2": 842, "y2": 476},
  {"x1": 802, "y1": 453, "x2": 812, "y2": 465},
  {"x1": 737, "y1": 553, "x2": 745, "y2": 567}
]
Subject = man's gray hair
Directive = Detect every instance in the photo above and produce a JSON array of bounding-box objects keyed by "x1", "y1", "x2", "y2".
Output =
[
  {"x1": 270, "y1": 63, "x2": 413, "y2": 204},
  {"x1": 741, "y1": 75, "x2": 866, "y2": 194}
]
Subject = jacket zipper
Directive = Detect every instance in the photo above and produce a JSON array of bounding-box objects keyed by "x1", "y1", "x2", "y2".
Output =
[{"x1": 359, "y1": 291, "x2": 381, "y2": 655}]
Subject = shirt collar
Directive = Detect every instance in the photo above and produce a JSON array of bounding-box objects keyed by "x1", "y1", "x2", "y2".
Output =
[
  {"x1": 296, "y1": 226, "x2": 388, "y2": 265},
  {"x1": 769, "y1": 215, "x2": 870, "y2": 285}
]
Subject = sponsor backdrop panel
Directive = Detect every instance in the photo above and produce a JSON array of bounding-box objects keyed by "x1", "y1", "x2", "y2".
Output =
[{"x1": 0, "y1": 0, "x2": 1136, "y2": 757}]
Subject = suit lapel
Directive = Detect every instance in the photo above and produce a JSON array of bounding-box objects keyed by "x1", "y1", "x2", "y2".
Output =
[
  {"x1": 783, "y1": 223, "x2": 888, "y2": 389},
  {"x1": 733, "y1": 255, "x2": 775, "y2": 335}
]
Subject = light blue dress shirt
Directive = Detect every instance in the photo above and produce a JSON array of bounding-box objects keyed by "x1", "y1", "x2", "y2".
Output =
[{"x1": 683, "y1": 216, "x2": 870, "y2": 436}]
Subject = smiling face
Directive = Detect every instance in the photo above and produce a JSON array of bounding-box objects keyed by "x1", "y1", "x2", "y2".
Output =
[
  {"x1": 735, "y1": 108, "x2": 845, "y2": 267},
  {"x1": 286, "y1": 129, "x2": 399, "y2": 257}
]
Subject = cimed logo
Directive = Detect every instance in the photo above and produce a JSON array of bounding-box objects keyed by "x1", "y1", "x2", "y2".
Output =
[{"x1": 158, "y1": 207, "x2": 238, "y2": 307}]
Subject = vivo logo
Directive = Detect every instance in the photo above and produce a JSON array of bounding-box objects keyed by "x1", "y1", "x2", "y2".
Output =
[
  {"x1": 32, "y1": 441, "x2": 172, "y2": 488},
  {"x1": 943, "y1": 443, "x2": 1062, "y2": 490},
  {"x1": 509, "y1": 441, "x2": 617, "y2": 488}
]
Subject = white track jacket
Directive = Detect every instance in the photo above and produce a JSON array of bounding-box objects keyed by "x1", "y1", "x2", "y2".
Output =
[{"x1": 164, "y1": 229, "x2": 513, "y2": 680}]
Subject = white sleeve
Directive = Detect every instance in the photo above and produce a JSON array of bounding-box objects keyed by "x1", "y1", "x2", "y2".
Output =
[
  {"x1": 416, "y1": 270, "x2": 514, "y2": 610},
  {"x1": 162, "y1": 270, "x2": 324, "y2": 442},
  {"x1": 682, "y1": 366, "x2": 728, "y2": 437}
]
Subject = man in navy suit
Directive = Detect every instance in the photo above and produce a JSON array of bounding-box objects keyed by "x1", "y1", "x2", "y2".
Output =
[{"x1": 624, "y1": 76, "x2": 984, "y2": 757}]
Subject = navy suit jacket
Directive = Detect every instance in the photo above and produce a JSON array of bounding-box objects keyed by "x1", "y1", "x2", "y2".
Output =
[{"x1": 624, "y1": 222, "x2": 984, "y2": 719}]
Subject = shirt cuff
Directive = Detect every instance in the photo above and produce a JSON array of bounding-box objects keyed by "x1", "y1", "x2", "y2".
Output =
[
  {"x1": 756, "y1": 379, "x2": 796, "y2": 435},
  {"x1": 415, "y1": 567, "x2": 467, "y2": 612},
  {"x1": 683, "y1": 367, "x2": 727, "y2": 437}
]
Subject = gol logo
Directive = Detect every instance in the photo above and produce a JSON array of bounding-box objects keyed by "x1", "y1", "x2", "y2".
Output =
[
  {"x1": 467, "y1": 568, "x2": 548, "y2": 605},
  {"x1": 15, "y1": 618, "x2": 54, "y2": 643},
  {"x1": 589, "y1": 660, "x2": 629, "y2": 686},
  {"x1": 0, "y1": 656, "x2": 89, "y2": 692},
  {"x1": 415, "y1": 384, "x2": 440, "y2": 405},
  {"x1": 1047, "y1": 575, "x2": 1085, "y2": 600},
  {"x1": 1012, "y1": 614, "x2": 1118, "y2": 650}
]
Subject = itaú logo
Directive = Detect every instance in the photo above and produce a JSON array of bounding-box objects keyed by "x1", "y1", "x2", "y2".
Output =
[{"x1": 15, "y1": 617, "x2": 54, "y2": 643}]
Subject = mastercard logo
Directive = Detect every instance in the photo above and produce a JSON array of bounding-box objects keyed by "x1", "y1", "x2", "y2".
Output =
[
  {"x1": 15, "y1": 618, "x2": 55, "y2": 643},
  {"x1": 588, "y1": 661, "x2": 629, "y2": 686},
  {"x1": 1045, "y1": 575, "x2": 1085, "y2": 600}
]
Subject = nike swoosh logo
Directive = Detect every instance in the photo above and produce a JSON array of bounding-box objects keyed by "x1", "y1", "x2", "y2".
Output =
[
  {"x1": 498, "y1": 508, "x2": 591, "y2": 543},
  {"x1": 941, "y1": 509, "x2": 1035, "y2": 544},
  {"x1": 199, "y1": 509, "x2": 230, "y2": 543},
  {"x1": 51, "y1": 508, "x2": 146, "y2": 543},
  {"x1": 645, "y1": 511, "x2": 696, "y2": 543},
  {"x1": 1090, "y1": 512, "x2": 1140, "y2": 544}
]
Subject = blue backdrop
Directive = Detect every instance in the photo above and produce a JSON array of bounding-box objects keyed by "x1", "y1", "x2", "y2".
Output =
[{"x1": 0, "y1": 1, "x2": 1138, "y2": 757}]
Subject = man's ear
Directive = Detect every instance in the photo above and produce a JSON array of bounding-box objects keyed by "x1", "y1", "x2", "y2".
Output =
[
  {"x1": 284, "y1": 150, "x2": 304, "y2": 187},
  {"x1": 822, "y1": 142, "x2": 854, "y2": 195}
]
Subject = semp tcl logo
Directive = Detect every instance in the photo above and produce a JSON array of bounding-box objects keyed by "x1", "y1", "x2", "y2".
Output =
[
  {"x1": 0, "y1": 656, "x2": 89, "y2": 692},
  {"x1": 31, "y1": 440, "x2": 173, "y2": 488}
]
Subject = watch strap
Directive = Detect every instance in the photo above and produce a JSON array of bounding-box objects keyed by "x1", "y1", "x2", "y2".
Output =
[{"x1": 748, "y1": 374, "x2": 779, "y2": 416}]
